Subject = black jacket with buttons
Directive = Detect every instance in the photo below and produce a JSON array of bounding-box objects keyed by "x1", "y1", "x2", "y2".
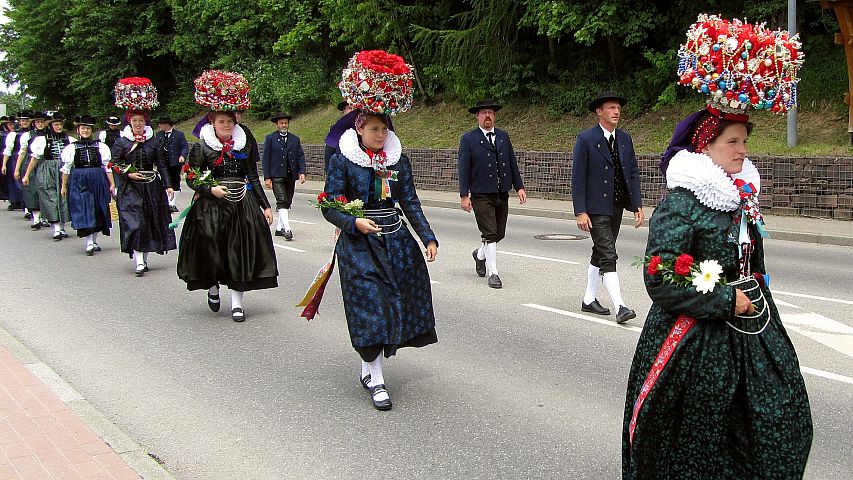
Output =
[
  {"x1": 571, "y1": 125, "x2": 642, "y2": 215},
  {"x1": 457, "y1": 127, "x2": 524, "y2": 196},
  {"x1": 261, "y1": 131, "x2": 305, "y2": 179}
]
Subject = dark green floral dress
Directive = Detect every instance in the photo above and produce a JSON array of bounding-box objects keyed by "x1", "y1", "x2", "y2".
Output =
[{"x1": 622, "y1": 186, "x2": 812, "y2": 479}]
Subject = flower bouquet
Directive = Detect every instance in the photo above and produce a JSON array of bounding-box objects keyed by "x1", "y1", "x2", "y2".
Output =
[
  {"x1": 634, "y1": 253, "x2": 725, "y2": 294},
  {"x1": 181, "y1": 163, "x2": 218, "y2": 188},
  {"x1": 313, "y1": 192, "x2": 364, "y2": 218},
  {"x1": 107, "y1": 161, "x2": 137, "y2": 175}
]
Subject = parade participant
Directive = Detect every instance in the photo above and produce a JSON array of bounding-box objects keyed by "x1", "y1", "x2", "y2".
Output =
[
  {"x1": 319, "y1": 50, "x2": 437, "y2": 411},
  {"x1": 98, "y1": 116, "x2": 122, "y2": 148},
  {"x1": 572, "y1": 91, "x2": 643, "y2": 323},
  {"x1": 323, "y1": 100, "x2": 355, "y2": 170},
  {"x1": 2, "y1": 111, "x2": 29, "y2": 213},
  {"x1": 457, "y1": 99, "x2": 526, "y2": 289},
  {"x1": 176, "y1": 70, "x2": 277, "y2": 322},
  {"x1": 110, "y1": 77, "x2": 176, "y2": 275},
  {"x1": 261, "y1": 111, "x2": 305, "y2": 240},
  {"x1": 60, "y1": 115, "x2": 114, "y2": 255},
  {"x1": 24, "y1": 112, "x2": 72, "y2": 240},
  {"x1": 0, "y1": 116, "x2": 11, "y2": 204},
  {"x1": 623, "y1": 15, "x2": 812, "y2": 478},
  {"x1": 15, "y1": 111, "x2": 47, "y2": 228},
  {"x1": 155, "y1": 116, "x2": 189, "y2": 212}
]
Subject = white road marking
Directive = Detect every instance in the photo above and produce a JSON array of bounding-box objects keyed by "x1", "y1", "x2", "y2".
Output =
[
  {"x1": 273, "y1": 244, "x2": 306, "y2": 253},
  {"x1": 772, "y1": 299, "x2": 802, "y2": 309},
  {"x1": 287, "y1": 219, "x2": 316, "y2": 225},
  {"x1": 499, "y1": 251, "x2": 580, "y2": 265},
  {"x1": 523, "y1": 303, "x2": 642, "y2": 332},
  {"x1": 524, "y1": 303, "x2": 853, "y2": 386},
  {"x1": 773, "y1": 290, "x2": 853, "y2": 306},
  {"x1": 430, "y1": 280, "x2": 439, "y2": 285},
  {"x1": 782, "y1": 312, "x2": 853, "y2": 335}
]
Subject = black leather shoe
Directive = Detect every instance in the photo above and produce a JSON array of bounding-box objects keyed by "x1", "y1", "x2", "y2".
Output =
[
  {"x1": 274, "y1": 229, "x2": 286, "y2": 237},
  {"x1": 207, "y1": 290, "x2": 221, "y2": 312},
  {"x1": 360, "y1": 374, "x2": 371, "y2": 390},
  {"x1": 231, "y1": 307, "x2": 246, "y2": 322},
  {"x1": 6, "y1": 204, "x2": 13, "y2": 211},
  {"x1": 134, "y1": 265, "x2": 145, "y2": 276},
  {"x1": 92, "y1": 243, "x2": 101, "y2": 252},
  {"x1": 369, "y1": 384, "x2": 392, "y2": 411},
  {"x1": 60, "y1": 230, "x2": 68, "y2": 238},
  {"x1": 169, "y1": 205, "x2": 179, "y2": 213},
  {"x1": 283, "y1": 230, "x2": 293, "y2": 241},
  {"x1": 581, "y1": 299, "x2": 611, "y2": 316},
  {"x1": 616, "y1": 306, "x2": 636, "y2": 324},
  {"x1": 30, "y1": 222, "x2": 41, "y2": 230},
  {"x1": 24, "y1": 212, "x2": 32, "y2": 219},
  {"x1": 472, "y1": 249, "x2": 486, "y2": 277},
  {"x1": 143, "y1": 263, "x2": 150, "y2": 272},
  {"x1": 41, "y1": 220, "x2": 50, "y2": 227},
  {"x1": 52, "y1": 231, "x2": 62, "y2": 241},
  {"x1": 488, "y1": 274, "x2": 502, "y2": 289},
  {"x1": 85, "y1": 246, "x2": 95, "y2": 256}
]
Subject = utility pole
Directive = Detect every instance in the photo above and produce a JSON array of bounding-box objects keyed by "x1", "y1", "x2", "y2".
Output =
[{"x1": 787, "y1": 0, "x2": 798, "y2": 148}]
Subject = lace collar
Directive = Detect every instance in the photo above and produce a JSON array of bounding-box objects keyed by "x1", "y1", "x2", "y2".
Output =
[
  {"x1": 199, "y1": 123, "x2": 247, "y2": 152},
  {"x1": 666, "y1": 150, "x2": 760, "y2": 212},
  {"x1": 120, "y1": 125, "x2": 154, "y2": 142},
  {"x1": 338, "y1": 128, "x2": 401, "y2": 168}
]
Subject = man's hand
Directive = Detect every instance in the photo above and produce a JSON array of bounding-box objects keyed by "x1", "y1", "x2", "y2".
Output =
[
  {"x1": 460, "y1": 196, "x2": 472, "y2": 213},
  {"x1": 634, "y1": 209, "x2": 645, "y2": 229},
  {"x1": 178, "y1": 156, "x2": 185, "y2": 164},
  {"x1": 517, "y1": 188, "x2": 527, "y2": 204},
  {"x1": 576, "y1": 213, "x2": 592, "y2": 232},
  {"x1": 299, "y1": 173, "x2": 306, "y2": 184},
  {"x1": 264, "y1": 179, "x2": 272, "y2": 189}
]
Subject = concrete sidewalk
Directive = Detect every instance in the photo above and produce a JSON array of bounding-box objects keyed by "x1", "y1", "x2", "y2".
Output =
[
  {"x1": 298, "y1": 180, "x2": 853, "y2": 247},
  {"x1": 0, "y1": 331, "x2": 174, "y2": 480}
]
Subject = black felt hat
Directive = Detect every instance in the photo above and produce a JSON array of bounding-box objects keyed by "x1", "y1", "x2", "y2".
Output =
[
  {"x1": 30, "y1": 111, "x2": 47, "y2": 120},
  {"x1": 467, "y1": 99, "x2": 503, "y2": 114},
  {"x1": 588, "y1": 91, "x2": 628, "y2": 112},
  {"x1": 16, "y1": 110, "x2": 32, "y2": 120},
  {"x1": 46, "y1": 112, "x2": 65, "y2": 123},
  {"x1": 76, "y1": 114, "x2": 97, "y2": 126},
  {"x1": 270, "y1": 112, "x2": 293, "y2": 122}
]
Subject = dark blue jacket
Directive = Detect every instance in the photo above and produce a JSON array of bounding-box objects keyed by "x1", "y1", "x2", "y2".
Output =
[
  {"x1": 155, "y1": 129, "x2": 189, "y2": 167},
  {"x1": 262, "y1": 131, "x2": 305, "y2": 178},
  {"x1": 571, "y1": 125, "x2": 642, "y2": 215},
  {"x1": 457, "y1": 128, "x2": 524, "y2": 196}
]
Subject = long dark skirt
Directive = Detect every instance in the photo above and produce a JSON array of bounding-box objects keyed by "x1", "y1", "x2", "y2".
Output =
[
  {"x1": 68, "y1": 167, "x2": 112, "y2": 238},
  {"x1": 20, "y1": 157, "x2": 39, "y2": 210},
  {"x1": 117, "y1": 176, "x2": 176, "y2": 256},
  {"x1": 4, "y1": 155, "x2": 23, "y2": 204},
  {"x1": 177, "y1": 187, "x2": 278, "y2": 292},
  {"x1": 35, "y1": 159, "x2": 68, "y2": 223},
  {"x1": 0, "y1": 166, "x2": 7, "y2": 200},
  {"x1": 336, "y1": 210, "x2": 437, "y2": 362}
]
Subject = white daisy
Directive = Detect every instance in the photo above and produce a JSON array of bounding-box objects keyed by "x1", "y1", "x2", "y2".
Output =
[{"x1": 692, "y1": 260, "x2": 723, "y2": 294}]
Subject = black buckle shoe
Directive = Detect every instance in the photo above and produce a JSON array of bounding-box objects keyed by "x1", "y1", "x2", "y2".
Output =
[
  {"x1": 616, "y1": 306, "x2": 636, "y2": 324},
  {"x1": 30, "y1": 222, "x2": 41, "y2": 230},
  {"x1": 86, "y1": 245, "x2": 95, "y2": 256},
  {"x1": 581, "y1": 299, "x2": 611, "y2": 316},
  {"x1": 487, "y1": 274, "x2": 502, "y2": 289},
  {"x1": 369, "y1": 384, "x2": 392, "y2": 411},
  {"x1": 169, "y1": 205, "x2": 179, "y2": 213},
  {"x1": 92, "y1": 243, "x2": 101, "y2": 252},
  {"x1": 208, "y1": 289, "x2": 221, "y2": 312},
  {"x1": 231, "y1": 307, "x2": 246, "y2": 322},
  {"x1": 24, "y1": 212, "x2": 32, "y2": 219},
  {"x1": 472, "y1": 249, "x2": 486, "y2": 277},
  {"x1": 360, "y1": 374, "x2": 371, "y2": 390},
  {"x1": 274, "y1": 229, "x2": 286, "y2": 237},
  {"x1": 135, "y1": 264, "x2": 145, "y2": 276},
  {"x1": 60, "y1": 230, "x2": 68, "y2": 238}
]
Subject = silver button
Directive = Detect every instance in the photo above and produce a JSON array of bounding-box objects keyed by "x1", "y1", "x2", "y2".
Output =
[
  {"x1": 605, "y1": 166, "x2": 609, "y2": 170},
  {"x1": 604, "y1": 194, "x2": 608, "y2": 197},
  {"x1": 604, "y1": 180, "x2": 608, "y2": 183}
]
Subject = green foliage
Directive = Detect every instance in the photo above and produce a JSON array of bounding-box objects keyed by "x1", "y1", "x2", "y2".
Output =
[{"x1": 233, "y1": 55, "x2": 332, "y2": 117}]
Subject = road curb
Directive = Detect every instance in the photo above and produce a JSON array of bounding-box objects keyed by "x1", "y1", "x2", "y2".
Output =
[
  {"x1": 297, "y1": 186, "x2": 852, "y2": 247},
  {"x1": 0, "y1": 326, "x2": 177, "y2": 480}
]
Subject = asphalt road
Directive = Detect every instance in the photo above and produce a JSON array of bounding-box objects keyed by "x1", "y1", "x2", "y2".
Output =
[{"x1": 1, "y1": 191, "x2": 851, "y2": 479}]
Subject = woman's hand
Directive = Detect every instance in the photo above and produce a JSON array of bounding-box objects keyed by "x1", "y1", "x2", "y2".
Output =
[
  {"x1": 263, "y1": 208, "x2": 273, "y2": 225},
  {"x1": 21, "y1": 175, "x2": 28, "y2": 186},
  {"x1": 210, "y1": 185, "x2": 229, "y2": 198},
  {"x1": 735, "y1": 289, "x2": 756, "y2": 315},
  {"x1": 425, "y1": 241, "x2": 438, "y2": 262},
  {"x1": 127, "y1": 172, "x2": 143, "y2": 181},
  {"x1": 355, "y1": 218, "x2": 381, "y2": 235},
  {"x1": 166, "y1": 188, "x2": 174, "y2": 200}
]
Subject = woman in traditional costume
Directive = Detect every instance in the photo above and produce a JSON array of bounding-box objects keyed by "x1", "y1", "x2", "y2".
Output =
[
  {"x1": 319, "y1": 50, "x2": 438, "y2": 411},
  {"x1": 110, "y1": 77, "x2": 176, "y2": 275},
  {"x1": 25, "y1": 112, "x2": 72, "y2": 240},
  {"x1": 623, "y1": 15, "x2": 812, "y2": 479},
  {"x1": 60, "y1": 115, "x2": 114, "y2": 255},
  {"x1": 176, "y1": 70, "x2": 277, "y2": 322}
]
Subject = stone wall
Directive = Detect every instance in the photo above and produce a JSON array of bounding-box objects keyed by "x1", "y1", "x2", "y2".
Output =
[{"x1": 301, "y1": 144, "x2": 853, "y2": 220}]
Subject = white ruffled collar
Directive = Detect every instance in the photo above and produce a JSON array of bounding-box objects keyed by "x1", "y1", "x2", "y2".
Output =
[
  {"x1": 120, "y1": 125, "x2": 154, "y2": 142},
  {"x1": 339, "y1": 128, "x2": 402, "y2": 168},
  {"x1": 666, "y1": 150, "x2": 760, "y2": 212},
  {"x1": 199, "y1": 124, "x2": 247, "y2": 151}
]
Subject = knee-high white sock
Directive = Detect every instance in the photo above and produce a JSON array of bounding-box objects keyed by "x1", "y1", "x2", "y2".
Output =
[
  {"x1": 361, "y1": 361, "x2": 370, "y2": 380},
  {"x1": 583, "y1": 264, "x2": 601, "y2": 304},
  {"x1": 92, "y1": 232, "x2": 99, "y2": 243},
  {"x1": 476, "y1": 243, "x2": 486, "y2": 260},
  {"x1": 133, "y1": 250, "x2": 144, "y2": 267},
  {"x1": 280, "y1": 208, "x2": 291, "y2": 231},
  {"x1": 276, "y1": 208, "x2": 285, "y2": 230},
  {"x1": 367, "y1": 353, "x2": 389, "y2": 401},
  {"x1": 484, "y1": 242, "x2": 498, "y2": 275},
  {"x1": 168, "y1": 195, "x2": 176, "y2": 207},
  {"x1": 31, "y1": 212, "x2": 40, "y2": 225},
  {"x1": 231, "y1": 290, "x2": 244, "y2": 310},
  {"x1": 84, "y1": 235, "x2": 93, "y2": 250},
  {"x1": 602, "y1": 271, "x2": 626, "y2": 308}
]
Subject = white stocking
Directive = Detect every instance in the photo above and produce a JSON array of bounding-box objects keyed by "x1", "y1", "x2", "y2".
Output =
[
  {"x1": 280, "y1": 208, "x2": 291, "y2": 231},
  {"x1": 583, "y1": 264, "x2": 601, "y2": 304},
  {"x1": 367, "y1": 353, "x2": 389, "y2": 401},
  {"x1": 603, "y1": 272, "x2": 626, "y2": 308},
  {"x1": 484, "y1": 242, "x2": 498, "y2": 275},
  {"x1": 231, "y1": 290, "x2": 244, "y2": 310}
]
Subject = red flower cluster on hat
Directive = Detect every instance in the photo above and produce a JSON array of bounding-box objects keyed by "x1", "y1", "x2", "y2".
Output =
[
  {"x1": 194, "y1": 70, "x2": 251, "y2": 111},
  {"x1": 677, "y1": 14, "x2": 803, "y2": 114},
  {"x1": 338, "y1": 50, "x2": 413, "y2": 115},
  {"x1": 114, "y1": 77, "x2": 159, "y2": 110}
]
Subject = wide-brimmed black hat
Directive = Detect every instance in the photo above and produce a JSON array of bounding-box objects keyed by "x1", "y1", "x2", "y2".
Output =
[
  {"x1": 270, "y1": 112, "x2": 293, "y2": 122},
  {"x1": 468, "y1": 99, "x2": 503, "y2": 114},
  {"x1": 75, "y1": 114, "x2": 97, "y2": 126},
  {"x1": 16, "y1": 110, "x2": 32, "y2": 120},
  {"x1": 105, "y1": 115, "x2": 122, "y2": 126},
  {"x1": 46, "y1": 112, "x2": 64, "y2": 123},
  {"x1": 588, "y1": 91, "x2": 628, "y2": 112},
  {"x1": 0, "y1": 116, "x2": 8, "y2": 123},
  {"x1": 336, "y1": 101, "x2": 349, "y2": 112},
  {"x1": 156, "y1": 116, "x2": 175, "y2": 125},
  {"x1": 31, "y1": 111, "x2": 48, "y2": 120}
]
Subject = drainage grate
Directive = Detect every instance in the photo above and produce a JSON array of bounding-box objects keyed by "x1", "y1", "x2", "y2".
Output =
[{"x1": 534, "y1": 233, "x2": 587, "y2": 241}]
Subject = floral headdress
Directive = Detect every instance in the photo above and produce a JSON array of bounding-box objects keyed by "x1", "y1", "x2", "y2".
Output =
[
  {"x1": 194, "y1": 70, "x2": 251, "y2": 111},
  {"x1": 114, "y1": 77, "x2": 159, "y2": 111},
  {"x1": 338, "y1": 50, "x2": 413, "y2": 116}
]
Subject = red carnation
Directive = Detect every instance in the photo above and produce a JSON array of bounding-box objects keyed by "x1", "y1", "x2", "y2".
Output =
[
  {"x1": 187, "y1": 172, "x2": 196, "y2": 181},
  {"x1": 181, "y1": 163, "x2": 191, "y2": 173},
  {"x1": 647, "y1": 256, "x2": 662, "y2": 276},
  {"x1": 317, "y1": 192, "x2": 328, "y2": 202},
  {"x1": 335, "y1": 195, "x2": 347, "y2": 203},
  {"x1": 674, "y1": 254, "x2": 694, "y2": 276}
]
